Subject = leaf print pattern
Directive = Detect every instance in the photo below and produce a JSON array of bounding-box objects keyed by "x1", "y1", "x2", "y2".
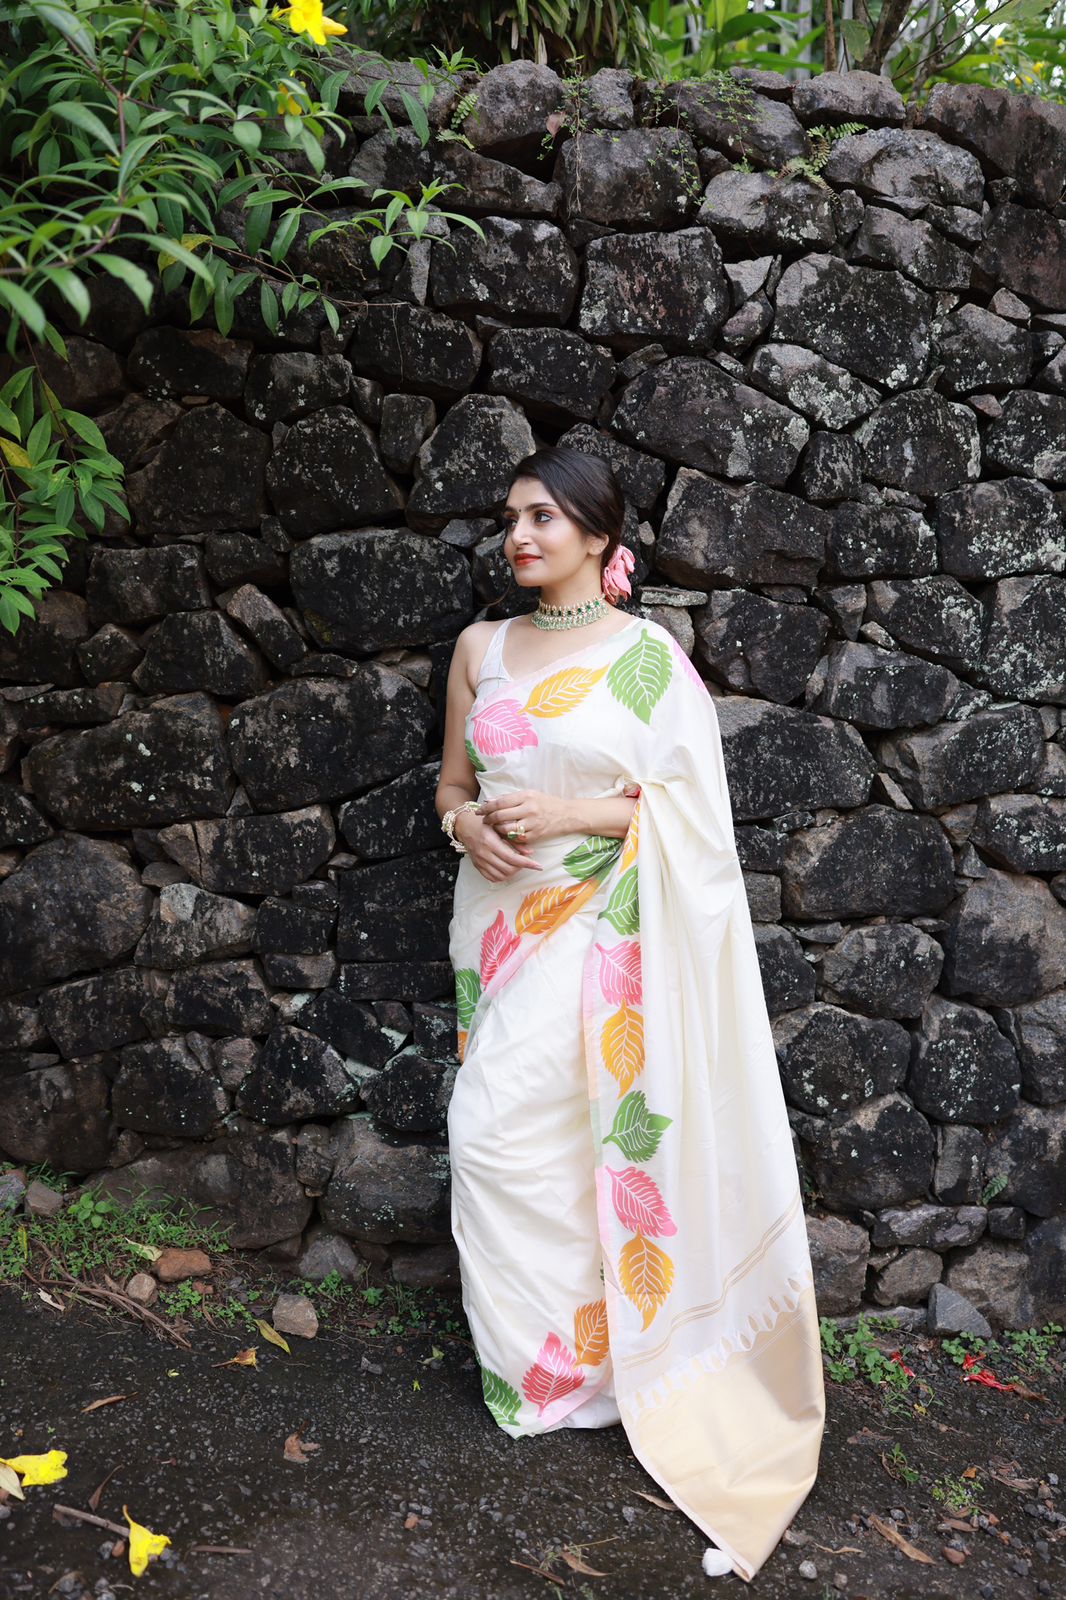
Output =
[
  {"x1": 619, "y1": 1233, "x2": 676, "y2": 1331},
  {"x1": 563, "y1": 835, "x2": 622, "y2": 882},
  {"x1": 465, "y1": 737, "x2": 487, "y2": 773},
  {"x1": 480, "y1": 911, "x2": 520, "y2": 985},
  {"x1": 516, "y1": 881, "x2": 592, "y2": 935},
  {"x1": 605, "y1": 1166, "x2": 678, "y2": 1237},
  {"x1": 521, "y1": 1332, "x2": 585, "y2": 1415},
  {"x1": 606, "y1": 629, "x2": 673, "y2": 724},
  {"x1": 471, "y1": 699, "x2": 538, "y2": 757},
  {"x1": 524, "y1": 664, "x2": 608, "y2": 718},
  {"x1": 573, "y1": 1298, "x2": 609, "y2": 1366},
  {"x1": 600, "y1": 865, "x2": 639, "y2": 935},
  {"x1": 594, "y1": 939, "x2": 642, "y2": 1006},
  {"x1": 481, "y1": 1366, "x2": 521, "y2": 1426},
  {"x1": 601, "y1": 1002, "x2": 644, "y2": 1096},
  {"x1": 603, "y1": 1091, "x2": 672, "y2": 1163}
]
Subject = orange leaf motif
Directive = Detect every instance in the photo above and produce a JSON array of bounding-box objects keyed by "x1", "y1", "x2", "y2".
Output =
[
  {"x1": 620, "y1": 800, "x2": 640, "y2": 870},
  {"x1": 619, "y1": 1233, "x2": 675, "y2": 1330},
  {"x1": 521, "y1": 1332, "x2": 585, "y2": 1415},
  {"x1": 606, "y1": 1166, "x2": 677, "y2": 1237},
  {"x1": 574, "y1": 1298, "x2": 609, "y2": 1366},
  {"x1": 457, "y1": 1028, "x2": 467, "y2": 1064},
  {"x1": 524, "y1": 665, "x2": 608, "y2": 718},
  {"x1": 516, "y1": 881, "x2": 588, "y2": 935},
  {"x1": 601, "y1": 1003, "x2": 644, "y2": 1095}
]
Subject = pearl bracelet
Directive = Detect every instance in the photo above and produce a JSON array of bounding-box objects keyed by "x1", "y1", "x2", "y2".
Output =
[{"x1": 441, "y1": 798, "x2": 482, "y2": 854}]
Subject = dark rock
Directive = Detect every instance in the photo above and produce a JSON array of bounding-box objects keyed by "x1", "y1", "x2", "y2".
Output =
[
  {"x1": 908, "y1": 994, "x2": 1021, "y2": 1123},
  {"x1": 994, "y1": 991, "x2": 1066, "y2": 1105},
  {"x1": 261, "y1": 952, "x2": 337, "y2": 989},
  {"x1": 871, "y1": 1248, "x2": 943, "y2": 1306},
  {"x1": 822, "y1": 126, "x2": 984, "y2": 211},
  {"x1": 755, "y1": 924, "x2": 817, "y2": 1016},
  {"x1": 773, "y1": 1001, "x2": 910, "y2": 1115},
  {"x1": 96, "y1": 393, "x2": 183, "y2": 470},
  {"x1": 235, "y1": 1024, "x2": 358, "y2": 1123},
  {"x1": 429, "y1": 215, "x2": 578, "y2": 322},
  {"x1": 21, "y1": 683, "x2": 125, "y2": 728},
  {"x1": 934, "y1": 1122, "x2": 986, "y2": 1203},
  {"x1": 865, "y1": 575, "x2": 986, "y2": 667},
  {"x1": 133, "y1": 610, "x2": 269, "y2": 697},
  {"x1": 793, "y1": 69, "x2": 904, "y2": 127},
  {"x1": 612, "y1": 357, "x2": 808, "y2": 486},
  {"x1": 0, "y1": 592, "x2": 91, "y2": 686},
  {"x1": 647, "y1": 78, "x2": 807, "y2": 169},
  {"x1": 716, "y1": 698, "x2": 875, "y2": 822},
  {"x1": 128, "y1": 327, "x2": 252, "y2": 398},
  {"x1": 127, "y1": 403, "x2": 270, "y2": 534},
  {"x1": 797, "y1": 433, "x2": 862, "y2": 503},
  {"x1": 320, "y1": 1112, "x2": 451, "y2": 1243},
  {"x1": 556, "y1": 423, "x2": 668, "y2": 515},
  {"x1": 871, "y1": 1202, "x2": 986, "y2": 1249},
  {"x1": 937, "y1": 478, "x2": 1062, "y2": 578},
  {"x1": 112, "y1": 1035, "x2": 228, "y2": 1135},
  {"x1": 86, "y1": 545, "x2": 211, "y2": 628},
  {"x1": 926, "y1": 1280, "x2": 993, "y2": 1337},
  {"x1": 265, "y1": 405, "x2": 404, "y2": 537},
  {"x1": 848, "y1": 206, "x2": 971, "y2": 290},
  {"x1": 806, "y1": 1213, "x2": 870, "y2": 1316},
  {"x1": 165, "y1": 958, "x2": 273, "y2": 1035},
  {"x1": 974, "y1": 203, "x2": 1066, "y2": 310},
  {"x1": 87, "y1": 1127, "x2": 312, "y2": 1248},
  {"x1": 782, "y1": 259, "x2": 934, "y2": 401},
  {"x1": 921, "y1": 81, "x2": 1066, "y2": 208},
  {"x1": 657, "y1": 470, "x2": 826, "y2": 588},
  {"x1": 40, "y1": 966, "x2": 160, "y2": 1058},
  {"x1": 222, "y1": 585, "x2": 306, "y2": 669},
  {"x1": 820, "y1": 923, "x2": 943, "y2": 1018},
  {"x1": 1025, "y1": 1215, "x2": 1066, "y2": 1322},
  {"x1": 580, "y1": 226, "x2": 734, "y2": 355},
  {"x1": 486, "y1": 327, "x2": 615, "y2": 424},
  {"x1": 76, "y1": 624, "x2": 143, "y2": 685},
  {"x1": 559, "y1": 128, "x2": 699, "y2": 228},
  {"x1": 339, "y1": 761, "x2": 445, "y2": 860},
  {"x1": 203, "y1": 531, "x2": 287, "y2": 591},
  {"x1": 699, "y1": 171, "x2": 835, "y2": 252},
  {"x1": 808, "y1": 640, "x2": 960, "y2": 729},
  {"x1": 228, "y1": 670, "x2": 433, "y2": 809},
  {"x1": 453, "y1": 60, "x2": 565, "y2": 160},
  {"x1": 972, "y1": 794, "x2": 1066, "y2": 872},
  {"x1": 290, "y1": 531, "x2": 472, "y2": 652},
  {"x1": 693, "y1": 589, "x2": 829, "y2": 703},
  {"x1": 362, "y1": 1049, "x2": 457, "y2": 1134},
  {"x1": 346, "y1": 303, "x2": 482, "y2": 401},
  {"x1": 983, "y1": 390, "x2": 1066, "y2": 482},
  {"x1": 804, "y1": 1092, "x2": 936, "y2": 1209},
  {"x1": 36, "y1": 335, "x2": 124, "y2": 409},
  {"x1": 857, "y1": 391, "x2": 980, "y2": 495},
  {"x1": 336, "y1": 850, "x2": 456, "y2": 963},
  {"x1": 244, "y1": 351, "x2": 352, "y2": 423},
  {"x1": 297, "y1": 989, "x2": 399, "y2": 1068},
  {"x1": 878, "y1": 704, "x2": 1046, "y2": 808},
  {"x1": 406, "y1": 394, "x2": 535, "y2": 525},
  {"x1": 972, "y1": 576, "x2": 1066, "y2": 703},
  {"x1": 748, "y1": 343, "x2": 878, "y2": 430},
  {"x1": 782, "y1": 805, "x2": 955, "y2": 919},
  {"x1": 254, "y1": 894, "x2": 335, "y2": 955},
  {"x1": 942, "y1": 867, "x2": 1066, "y2": 1006},
  {"x1": 25, "y1": 693, "x2": 233, "y2": 829},
  {"x1": 935, "y1": 302, "x2": 1032, "y2": 394},
  {"x1": 135, "y1": 883, "x2": 256, "y2": 968},
  {"x1": 0, "y1": 836, "x2": 151, "y2": 996},
  {"x1": 156, "y1": 805, "x2": 334, "y2": 896},
  {"x1": 0, "y1": 1055, "x2": 112, "y2": 1170},
  {"x1": 944, "y1": 1238, "x2": 1035, "y2": 1328},
  {"x1": 0, "y1": 783, "x2": 51, "y2": 848}
]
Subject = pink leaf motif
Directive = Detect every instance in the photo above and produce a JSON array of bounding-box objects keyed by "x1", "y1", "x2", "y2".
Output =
[
  {"x1": 594, "y1": 939, "x2": 642, "y2": 1006},
  {"x1": 521, "y1": 1332, "x2": 585, "y2": 1416},
  {"x1": 471, "y1": 699, "x2": 539, "y2": 756},
  {"x1": 671, "y1": 637, "x2": 708, "y2": 692},
  {"x1": 605, "y1": 1165, "x2": 678, "y2": 1237},
  {"x1": 481, "y1": 910, "x2": 520, "y2": 985}
]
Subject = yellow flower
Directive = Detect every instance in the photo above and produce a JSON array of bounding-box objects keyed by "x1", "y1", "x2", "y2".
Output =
[
  {"x1": 276, "y1": 83, "x2": 304, "y2": 115},
  {"x1": 122, "y1": 1505, "x2": 172, "y2": 1577},
  {"x1": 278, "y1": 0, "x2": 347, "y2": 45},
  {"x1": 0, "y1": 1450, "x2": 68, "y2": 1485}
]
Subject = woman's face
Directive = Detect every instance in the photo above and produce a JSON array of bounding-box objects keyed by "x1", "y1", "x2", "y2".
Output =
[{"x1": 501, "y1": 477, "x2": 606, "y2": 588}]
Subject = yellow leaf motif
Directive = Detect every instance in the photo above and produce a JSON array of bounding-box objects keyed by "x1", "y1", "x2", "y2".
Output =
[
  {"x1": 457, "y1": 1027, "x2": 467, "y2": 1063},
  {"x1": 524, "y1": 664, "x2": 607, "y2": 718},
  {"x1": 574, "y1": 1297, "x2": 609, "y2": 1366},
  {"x1": 515, "y1": 880, "x2": 588, "y2": 934},
  {"x1": 122, "y1": 1504, "x2": 171, "y2": 1577},
  {"x1": 0, "y1": 1449, "x2": 67, "y2": 1485},
  {"x1": 601, "y1": 1003, "x2": 644, "y2": 1095},
  {"x1": 620, "y1": 799, "x2": 640, "y2": 871},
  {"x1": 619, "y1": 1233, "x2": 675, "y2": 1330}
]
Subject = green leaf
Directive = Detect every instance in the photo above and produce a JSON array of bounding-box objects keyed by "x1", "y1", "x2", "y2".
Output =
[
  {"x1": 270, "y1": 208, "x2": 301, "y2": 265},
  {"x1": 0, "y1": 281, "x2": 47, "y2": 339},
  {"x1": 840, "y1": 18, "x2": 872, "y2": 59},
  {"x1": 600, "y1": 865, "x2": 639, "y2": 936},
  {"x1": 603, "y1": 1091, "x2": 673, "y2": 1164},
  {"x1": 244, "y1": 196, "x2": 272, "y2": 257},
  {"x1": 259, "y1": 280, "x2": 279, "y2": 335},
  {"x1": 454, "y1": 968, "x2": 481, "y2": 1031},
  {"x1": 322, "y1": 297, "x2": 340, "y2": 336},
  {"x1": 50, "y1": 99, "x2": 117, "y2": 154},
  {"x1": 94, "y1": 253, "x2": 155, "y2": 312},
  {"x1": 606, "y1": 629, "x2": 672, "y2": 725},
  {"x1": 62, "y1": 410, "x2": 107, "y2": 453},
  {"x1": 0, "y1": 437, "x2": 32, "y2": 470},
  {"x1": 27, "y1": 0, "x2": 96, "y2": 60},
  {"x1": 41, "y1": 267, "x2": 91, "y2": 323},
  {"x1": 562, "y1": 834, "x2": 622, "y2": 883},
  {"x1": 232, "y1": 118, "x2": 262, "y2": 154},
  {"x1": 480, "y1": 1366, "x2": 521, "y2": 1427}
]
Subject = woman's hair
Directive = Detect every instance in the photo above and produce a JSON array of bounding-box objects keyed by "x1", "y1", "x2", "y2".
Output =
[{"x1": 491, "y1": 445, "x2": 627, "y2": 606}]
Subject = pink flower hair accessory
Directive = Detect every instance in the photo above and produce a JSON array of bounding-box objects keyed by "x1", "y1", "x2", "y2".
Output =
[{"x1": 601, "y1": 542, "x2": 635, "y2": 601}]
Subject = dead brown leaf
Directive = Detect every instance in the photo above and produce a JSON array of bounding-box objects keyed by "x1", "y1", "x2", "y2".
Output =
[
  {"x1": 283, "y1": 1431, "x2": 319, "y2": 1463},
  {"x1": 868, "y1": 1513, "x2": 936, "y2": 1564},
  {"x1": 509, "y1": 1558, "x2": 565, "y2": 1587},
  {"x1": 632, "y1": 1489, "x2": 676, "y2": 1511},
  {"x1": 81, "y1": 1394, "x2": 137, "y2": 1414},
  {"x1": 559, "y1": 1550, "x2": 608, "y2": 1576}
]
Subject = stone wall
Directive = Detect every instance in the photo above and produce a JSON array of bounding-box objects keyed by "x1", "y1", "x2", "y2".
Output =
[{"x1": 0, "y1": 60, "x2": 1064, "y2": 1328}]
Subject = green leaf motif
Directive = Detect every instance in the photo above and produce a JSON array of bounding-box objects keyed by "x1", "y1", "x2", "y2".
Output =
[
  {"x1": 563, "y1": 834, "x2": 622, "y2": 882},
  {"x1": 480, "y1": 1365, "x2": 521, "y2": 1427},
  {"x1": 455, "y1": 968, "x2": 481, "y2": 1031},
  {"x1": 603, "y1": 1091, "x2": 672, "y2": 1163},
  {"x1": 465, "y1": 737, "x2": 486, "y2": 774},
  {"x1": 600, "y1": 865, "x2": 639, "y2": 935},
  {"x1": 607, "y1": 629, "x2": 673, "y2": 725}
]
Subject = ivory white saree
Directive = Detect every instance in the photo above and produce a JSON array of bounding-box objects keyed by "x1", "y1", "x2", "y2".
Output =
[{"x1": 446, "y1": 613, "x2": 825, "y2": 1582}]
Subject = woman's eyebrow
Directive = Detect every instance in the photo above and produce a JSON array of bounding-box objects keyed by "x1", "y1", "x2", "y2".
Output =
[{"x1": 502, "y1": 500, "x2": 557, "y2": 513}]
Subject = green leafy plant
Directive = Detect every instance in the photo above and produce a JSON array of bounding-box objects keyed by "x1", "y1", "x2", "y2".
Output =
[{"x1": 0, "y1": 0, "x2": 485, "y2": 633}]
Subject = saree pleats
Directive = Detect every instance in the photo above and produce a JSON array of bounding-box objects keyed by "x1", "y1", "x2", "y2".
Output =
[{"x1": 447, "y1": 618, "x2": 825, "y2": 1581}]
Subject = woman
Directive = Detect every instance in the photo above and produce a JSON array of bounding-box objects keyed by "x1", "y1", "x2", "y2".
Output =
[{"x1": 435, "y1": 445, "x2": 825, "y2": 1582}]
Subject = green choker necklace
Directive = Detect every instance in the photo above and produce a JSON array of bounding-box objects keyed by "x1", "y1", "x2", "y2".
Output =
[{"x1": 532, "y1": 596, "x2": 610, "y2": 630}]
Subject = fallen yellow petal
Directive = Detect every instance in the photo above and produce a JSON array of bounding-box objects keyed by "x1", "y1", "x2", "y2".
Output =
[
  {"x1": 0, "y1": 1449, "x2": 68, "y2": 1485},
  {"x1": 122, "y1": 1504, "x2": 171, "y2": 1577}
]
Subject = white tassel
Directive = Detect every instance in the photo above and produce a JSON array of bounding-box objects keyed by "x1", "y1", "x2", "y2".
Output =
[{"x1": 702, "y1": 1546, "x2": 733, "y2": 1577}]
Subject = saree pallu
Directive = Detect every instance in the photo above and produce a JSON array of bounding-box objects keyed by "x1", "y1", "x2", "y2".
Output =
[{"x1": 447, "y1": 615, "x2": 825, "y2": 1582}]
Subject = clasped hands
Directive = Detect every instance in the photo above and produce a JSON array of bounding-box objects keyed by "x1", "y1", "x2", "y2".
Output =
[{"x1": 457, "y1": 788, "x2": 566, "y2": 881}]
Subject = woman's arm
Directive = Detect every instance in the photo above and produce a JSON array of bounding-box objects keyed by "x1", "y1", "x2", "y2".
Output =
[
  {"x1": 554, "y1": 794, "x2": 638, "y2": 840},
  {"x1": 435, "y1": 628, "x2": 483, "y2": 848}
]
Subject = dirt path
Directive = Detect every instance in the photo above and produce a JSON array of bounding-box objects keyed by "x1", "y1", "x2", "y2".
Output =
[{"x1": 0, "y1": 1286, "x2": 1062, "y2": 1598}]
